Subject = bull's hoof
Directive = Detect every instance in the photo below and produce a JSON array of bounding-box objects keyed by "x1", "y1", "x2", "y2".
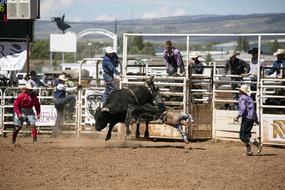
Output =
[
  {"x1": 184, "y1": 143, "x2": 192, "y2": 150},
  {"x1": 105, "y1": 136, "x2": 111, "y2": 141}
]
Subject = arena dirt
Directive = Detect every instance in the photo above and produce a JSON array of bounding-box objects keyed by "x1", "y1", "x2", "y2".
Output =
[{"x1": 0, "y1": 135, "x2": 284, "y2": 190}]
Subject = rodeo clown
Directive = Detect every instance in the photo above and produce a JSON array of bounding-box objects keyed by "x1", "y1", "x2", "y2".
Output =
[{"x1": 12, "y1": 83, "x2": 41, "y2": 144}]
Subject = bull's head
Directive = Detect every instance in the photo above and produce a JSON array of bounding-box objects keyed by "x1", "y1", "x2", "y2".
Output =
[{"x1": 94, "y1": 107, "x2": 109, "y2": 131}]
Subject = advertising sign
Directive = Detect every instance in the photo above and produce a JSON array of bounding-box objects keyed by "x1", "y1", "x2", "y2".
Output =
[
  {"x1": 36, "y1": 105, "x2": 57, "y2": 126},
  {"x1": 268, "y1": 118, "x2": 285, "y2": 142},
  {"x1": 0, "y1": 41, "x2": 27, "y2": 70}
]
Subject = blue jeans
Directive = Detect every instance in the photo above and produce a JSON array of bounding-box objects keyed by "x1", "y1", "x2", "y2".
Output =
[
  {"x1": 54, "y1": 95, "x2": 76, "y2": 113},
  {"x1": 102, "y1": 81, "x2": 117, "y2": 104},
  {"x1": 240, "y1": 118, "x2": 254, "y2": 143}
]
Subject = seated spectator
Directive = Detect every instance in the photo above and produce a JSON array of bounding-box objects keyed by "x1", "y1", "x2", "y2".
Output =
[
  {"x1": 189, "y1": 52, "x2": 204, "y2": 74},
  {"x1": 266, "y1": 49, "x2": 285, "y2": 78},
  {"x1": 163, "y1": 40, "x2": 185, "y2": 76}
]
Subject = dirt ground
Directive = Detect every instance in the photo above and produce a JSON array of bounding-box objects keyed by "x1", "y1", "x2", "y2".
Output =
[{"x1": 0, "y1": 134, "x2": 284, "y2": 190}]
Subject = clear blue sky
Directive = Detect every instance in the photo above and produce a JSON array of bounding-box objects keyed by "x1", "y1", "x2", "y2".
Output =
[{"x1": 41, "y1": 0, "x2": 285, "y2": 21}]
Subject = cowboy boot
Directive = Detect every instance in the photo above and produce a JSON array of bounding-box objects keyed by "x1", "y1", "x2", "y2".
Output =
[
  {"x1": 31, "y1": 127, "x2": 37, "y2": 143},
  {"x1": 252, "y1": 140, "x2": 263, "y2": 155},
  {"x1": 11, "y1": 126, "x2": 21, "y2": 144},
  {"x1": 244, "y1": 143, "x2": 253, "y2": 156}
]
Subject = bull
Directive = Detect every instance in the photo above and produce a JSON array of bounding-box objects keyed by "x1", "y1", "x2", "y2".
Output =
[{"x1": 94, "y1": 76, "x2": 163, "y2": 141}]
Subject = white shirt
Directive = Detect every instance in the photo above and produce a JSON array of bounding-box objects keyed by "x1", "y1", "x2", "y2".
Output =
[{"x1": 249, "y1": 58, "x2": 264, "y2": 76}]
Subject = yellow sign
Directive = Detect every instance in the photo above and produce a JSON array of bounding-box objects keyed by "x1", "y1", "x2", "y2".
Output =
[{"x1": 270, "y1": 120, "x2": 285, "y2": 140}]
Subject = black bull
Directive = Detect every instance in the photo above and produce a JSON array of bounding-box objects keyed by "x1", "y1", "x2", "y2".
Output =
[{"x1": 94, "y1": 76, "x2": 165, "y2": 141}]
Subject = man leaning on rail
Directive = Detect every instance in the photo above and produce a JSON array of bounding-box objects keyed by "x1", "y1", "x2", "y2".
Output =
[
  {"x1": 223, "y1": 50, "x2": 250, "y2": 109},
  {"x1": 163, "y1": 40, "x2": 185, "y2": 76}
]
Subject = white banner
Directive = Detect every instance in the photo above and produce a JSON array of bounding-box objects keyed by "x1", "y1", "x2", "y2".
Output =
[
  {"x1": 0, "y1": 42, "x2": 27, "y2": 71},
  {"x1": 36, "y1": 105, "x2": 57, "y2": 126},
  {"x1": 267, "y1": 116, "x2": 285, "y2": 142},
  {"x1": 50, "y1": 33, "x2": 77, "y2": 52}
]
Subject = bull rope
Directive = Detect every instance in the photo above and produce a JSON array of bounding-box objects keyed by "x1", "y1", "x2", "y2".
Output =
[{"x1": 123, "y1": 87, "x2": 139, "y2": 104}]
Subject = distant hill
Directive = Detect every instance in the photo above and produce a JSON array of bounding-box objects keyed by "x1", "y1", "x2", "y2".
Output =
[{"x1": 35, "y1": 13, "x2": 285, "y2": 42}]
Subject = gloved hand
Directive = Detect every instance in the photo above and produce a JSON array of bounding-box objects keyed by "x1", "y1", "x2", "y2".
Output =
[
  {"x1": 114, "y1": 75, "x2": 121, "y2": 81},
  {"x1": 17, "y1": 113, "x2": 25, "y2": 122},
  {"x1": 233, "y1": 116, "x2": 239, "y2": 122}
]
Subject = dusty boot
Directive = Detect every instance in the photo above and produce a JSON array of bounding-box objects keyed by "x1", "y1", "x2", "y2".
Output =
[
  {"x1": 11, "y1": 126, "x2": 21, "y2": 144},
  {"x1": 32, "y1": 127, "x2": 38, "y2": 143},
  {"x1": 253, "y1": 140, "x2": 263, "y2": 155},
  {"x1": 244, "y1": 143, "x2": 253, "y2": 156}
]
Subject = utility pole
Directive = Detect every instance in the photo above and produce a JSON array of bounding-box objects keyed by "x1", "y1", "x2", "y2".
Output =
[{"x1": 114, "y1": 17, "x2": 117, "y2": 34}]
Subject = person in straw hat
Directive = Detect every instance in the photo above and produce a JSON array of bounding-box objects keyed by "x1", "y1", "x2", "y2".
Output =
[
  {"x1": 224, "y1": 50, "x2": 250, "y2": 109},
  {"x1": 189, "y1": 52, "x2": 204, "y2": 74},
  {"x1": 234, "y1": 84, "x2": 263, "y2": 156},
  {"x1": 266, "y1": 48, "x2": 285, "y2": 77},
  {"x1": 53, "y1": 74, "x2": 81, "y2": 136},
  {"x1": 12, "y1": 83, "x2": 41, "y2": 144},
  {"x1": 102, "y1": 46, "x2": 121, "y2": 105}
]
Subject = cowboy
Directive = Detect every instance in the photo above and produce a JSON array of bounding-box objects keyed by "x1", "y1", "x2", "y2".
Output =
[
  {"x1": 28, "y1": 70, "x2": 48, "y2": 88},
  {"x1": 224, "y1": 50, "x2": 250, "y2": 108},
  {"x1": 53, "y1": 74, "x2": 81, "y2": 136},
  {"x1": 266, "y1": 48, "x2": 285, "y2": 78},
  {"x1": 189, "y1": 52, "x2": 204, "y2": 74},
  {"x1": 247, "y1": 47, "x2": 265, "y2": 102},
  {"x1": 234, "y1": 84, "x2": 263, "y2": 156},
  {"x1": 163, "y1": 40, "x2": 185, "y2": 76},
  {"x1": 12, "y1": 83, "x2": 41, "y2": 144},
  {"x1": 102, "y1": 46, "x2": 121, "y2": 105}
]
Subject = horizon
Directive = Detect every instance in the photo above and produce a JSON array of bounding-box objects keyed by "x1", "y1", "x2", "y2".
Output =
[
  {"x1": 40, "y1": 0, "x2": 285, "y2": 22},
  {"x1": 38, "y1": 12, "x2": 285, "y2": 23}
]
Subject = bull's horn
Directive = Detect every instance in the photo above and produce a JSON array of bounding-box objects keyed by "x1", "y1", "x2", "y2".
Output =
[{"x1": 101, "y1": 107, "x2": 109, "y2": 112}]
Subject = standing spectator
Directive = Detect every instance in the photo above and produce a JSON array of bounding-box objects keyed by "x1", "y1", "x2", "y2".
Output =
[
  {"x1": 266, "y1": 49, "x2": 285, "y2": 77},
  {"x1": 163, "y1": 40, "x2": 185, "y2": 76},
  {"x1": 234, "y1": 84, "x2": 263, "y2": 156},
  {"x1": 102, "y1": 46, "x2": 121, "y2": 105},
  {"x1": 189, "y1": 52, "x2": 204, "y2": 100},
  {"x1": 27, "y1": 70, "x2": 49, "y2": 96},
  {"x1": 224, "y1": 50, "x2": 250, "y2": 108},
  {"x1": 28, "y1": 70, "x2": 48, "y2": 88},
  {"x1": 189, "y1": 52, "x2": 204, "y2": 74},
  {"x1": 247, "y1": 47, "x2": 265, "y2": 102},
  {"x1": 53, "y1": 74, "x2": 81, "y2": 136},
  {"x1": 7, "y1": 71, "x2": 18, "y2": 87},
  {"x1": 12, "y1": 83, "x2": 41, "y2": 144}
]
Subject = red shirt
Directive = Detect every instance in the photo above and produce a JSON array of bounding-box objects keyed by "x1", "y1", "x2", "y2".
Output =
[{"x1": 13, "y1": 92, "x2": 41, "y2": 117}]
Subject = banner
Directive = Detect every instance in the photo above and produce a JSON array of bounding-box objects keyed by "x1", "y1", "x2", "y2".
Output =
[
  {"x1": 0, "y1": 42, "x2": 27, "y2": 71},
  {"x1": 36, "y1": 105, "x2": 57, "y2": 126},
  {"x1": 267, "y1": 116, "x2": 285, "y2": 142},
  {"x1": 50, "y1": 33, "x2": 77, "y2": 52}
]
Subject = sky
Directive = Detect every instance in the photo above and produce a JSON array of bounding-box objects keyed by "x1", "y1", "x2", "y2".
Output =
[{"x1": 40, "y1": 0, "x2": 285, "y2": 22}]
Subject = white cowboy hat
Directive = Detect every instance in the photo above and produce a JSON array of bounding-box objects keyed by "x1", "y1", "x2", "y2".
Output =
[
  {"x1": 58, "y1": 74, "x2": 68, "y2": 81},
  {"x1": 22, "y1": 82, "x2": 33, "y2": 90},
  {"x1": 273, "y1": 49, "x2": 285, "y2": 56},
  {"x1": 105, "y1": 46, "x2": 115, "y2": 54},
  {"x1": 226, "y1": 50, "x2": 240, "y2": 58},
  {"x1": 237, "y1": 84, "x2": 251, "y2": 96},
  {"x1": 190, "y1": 52, "x2": 201, "y2": 59}
]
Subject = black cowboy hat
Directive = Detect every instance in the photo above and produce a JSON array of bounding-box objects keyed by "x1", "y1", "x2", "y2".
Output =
[{"x1": 248, "y1": 47, "x2": 263, "y2": 54}]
